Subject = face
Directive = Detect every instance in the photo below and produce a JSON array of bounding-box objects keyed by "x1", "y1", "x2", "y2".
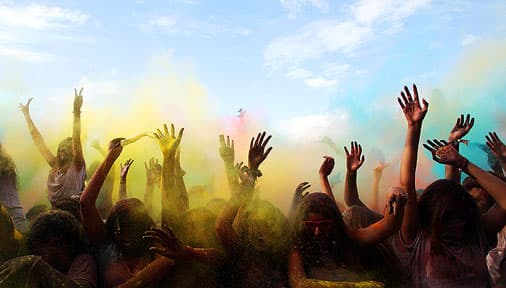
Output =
[
  {"x1": 114, "y1": 220, "x2": 145, "y2": 256},
  {"x1": 303, "y1": 212, "x2": 333, "y2": 247},
  {"x1": 57, "y1": 139, "x2": 73, "y2": 164},
  {"x1": 469, "y1": 187, "x2": 491, "y2": 213}
]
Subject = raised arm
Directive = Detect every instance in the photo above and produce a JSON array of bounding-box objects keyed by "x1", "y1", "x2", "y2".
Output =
[
  {"x1": 154, "y1": 124, "x2": 184, "y2": 228},
  {"x1": 144, "y1": 158, "x2": 161, "y2": 217},
  {"x1": 319, "y1": 156, "x2": 336, "y2": 203},
  {"x1": 445, "y1": 114, "x2": 474, "y2": 182},
  {"x1": 19, "y1": 98, "x2": 56, "y2": 167},
  {"x1": 343, "y1": 142, "x2": 366, "y2": 208},
  {"x1": 219, "y1": 134, "x2": 239, "y2": 196},
  {"x1": 288, "y1": 247, "x2": 384, "y2": 288},
  {"x1": 397, "y1": 84, "x2": 428, "y2": 245},
  {"x1": 424, "y1": 140, "x2": 506, "y2": 235},
  {"x1": 174, "y1": 148, "x2": 189, "y2": 211},
  {"x1": 486, "y1": 132, "x2": 506, "y2": 175},
  {"x1": 80, "y1": 138, "x2": 124, "y2": 245},
  {"x1": 119, "y1": 159, "x2": 134, "y2": 200},
  {"x1": 72, "y1": 88, "x2": 85, "y2": 170},
  {"x1": 372, "y1": 162, "x2": 389, "y2": 212},
  {"x1": 288, "y1": 182, "x2": 311, "y2": 225},
  {"x1": 347, "y1": 187, "x2": 407, "y2": 246}
]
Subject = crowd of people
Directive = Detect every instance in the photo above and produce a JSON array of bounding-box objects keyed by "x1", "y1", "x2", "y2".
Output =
[{"x1": 1, "y1": 84, "x2": 506, "y2": 287}]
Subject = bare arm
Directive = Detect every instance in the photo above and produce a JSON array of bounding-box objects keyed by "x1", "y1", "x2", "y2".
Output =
[
  {"x1": 115, "y1": 257, "x2": 175, "y2": 288},
  {"x1": 288, "y1": 248, "x2": 384, "y2": 288},
  {"x1": 486, "y1": 132, "x2": 506, "y2": 174},
  {"x1": 348, "y1": 187, "x2": 406, "y2": 246},
  {"x1": 445, "y1": 114, "x2": 474, "y2": 182},
  {"x1": 319, "y1": 156, "x2": 336, "y2": 203},
  {"x1": 289, "y1": 182, "x2": 311, "y2": 225},
  {"x1": 72, "y1": 88, "x2": 85, "y2": 170},
  {"x1": 174, "y1": 149, "x2": 189, "y2": 211},
  {"x1": 80, "y1": 138, "x2": 124, "y2": 245},
  {"x1": 154, "y1": 124, "x2": 184, "y2": 228},
  {"x1": 397, "y1": 84, "x2": 428, "y2": 245},
  {"x1": 119, "y1": 159, "x2": 134, "y2": 200},
  {"x1": 144, "y1": 158, "x2": 161, "y2": 217},
  {"x1": 219, "y1": 134, "x2": 240, "y2": 196},
  {"x1": 371, "y1": 162, "x2": 389, "y2": 212},
  {"x1": 19, "y1": 98, "x2": 56, "y2": 167},
  {"x1": 343, "y1": 142, "x2": 366, "y2": 208}
]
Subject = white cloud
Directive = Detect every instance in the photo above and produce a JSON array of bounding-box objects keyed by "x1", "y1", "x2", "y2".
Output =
[
  {"x1": 351, "y1": 0, "x2": 429, "y2": 26},
  {"x1": 462, "y1": 34, "x2": 477, "y2": 46},
  {"x1": 276, "y1": 109, "x2": 349, "y2": 141},
  {"x1": 280, "y1": 0, "x2": 328, "y2": 19},
  {"x1": 304, "y1": 77, "x2": 337, "y2": 88},
  {"x1": 148, "y1": 16, "x2": 177, "y2": 28},
  {"x1": 0, "y1": 4, "x2": 90, "y2": 62},
  {"x1": 286, "y1": 66, "x2": 312, "y2": 79},
  {"x1": 0, "y1": 46, "x2": 50, "y2": 62},
  {"x1": 323, "y1": 63, "x2": 350, "y2": 77},
  {"x1": 265, "y1": 20, "x2": 371, "y2": 69},
  {"x1": 0, "y1": 4, "x2": 89, "y2": 30}
]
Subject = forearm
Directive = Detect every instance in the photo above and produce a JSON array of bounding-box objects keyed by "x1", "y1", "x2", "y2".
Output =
[
  {"x1": 320, "y1": 174, "x2": 336, "y2": 204},
  {"x1": 175, "y1": 169, "x2": 189, "y2": 211},
  {"x1": 463, "y1": 161, "x2": 506, "y2": 209},
  {"x1": 80, "y1": 153, "x2": 116, "y2": 244},
  {"x1": 215, "y1": 199, "x2": 241, "y2": 250},
  {"x1": 144, "y1": 182, "x2": 155, "y2": 217},
  {"x1": 400, "y1": 124, "x2": 421, "y2": 244},
  {"x1": 224, "y1": 162, "x2": 239, "y2": 196},
  {"x1": 115, "y1": 257, "x2": 175, "y2": 288},
  {"x1": 292, "y1": 279, "x2": 383, "y2": 288},
  {"x1": 350, "y1": 217, "x2": 397, "y2": 246},
  {"x1": 161, "y1": 154, "x2": 178, "y2": 227},
  {"x1": 22, "y1": 112, "x2": 56, "y2": 166},
  {"x1": 344, "y1": 171, "x2": 365, "y2": 208},
  {"x1": 182, "y1": 247, "x2": 224, "y2": 265},
  {"x1": 119, "y1": 179, "x2": 127, "y2": 200},
  {"x1": 72, "y1": 111, "x2": 84, "y2": 168},
  {"x1": 445, "y1": 142, "x2": 460, "y2": 182}
]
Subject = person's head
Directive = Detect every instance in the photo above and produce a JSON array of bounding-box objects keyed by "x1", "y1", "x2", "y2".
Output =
[
  {"x1": 27, "y1": 210, "x2": 84, "y2": 273},
  {"x1": 462, "y1": 176, "x2": 494, "y2": 214},
  {"x1": 56, "y1": 137, "x2": 73, "y2": 165},
  {"x1": 292, "y1": 193, "x2": 355, "y2": 264},
  {"x1": 106, "y1": 198, "x2": 154, "y2": 258},
  {"x1": 25, "y1": 204, "x2": 49, "y2": 225},
  {"x1": 235, "y1": 199, "x2": 289, "y2": 255},
  {"x1": 418, "y1": 179, "x2": 480, "y2": 249},
  {"x1": 54, "y1": 198, "x2": 81, "y2": 222},
  {"x1": 0, "y1": 142, "x2": 17, "y2": 180},
  {"x1": 180, "y1": 207, "x2": 220, "y2": 248}
]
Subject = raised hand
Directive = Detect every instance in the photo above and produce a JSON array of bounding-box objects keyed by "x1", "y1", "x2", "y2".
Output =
[
  {"x1": 219, "y1": 134, "x2": 234, "y2": 164},
  {"x1": 373, "y1": 161, "x2": 389, "y2": 177},
  {"x1": 145, "y1": 158, "x2": 162, "y2": 184},
  {"x1": 319, "y1": 156, "x2": 335, "y2": 176},
  {"x1": 248, "y1": 131, "x2": 272, "y2": 170},
  {"x1": 344, "y1": 142, "x2": 365, "y2": 172},
  {"x1": 448, "y1": 114, "x2": 475, "y2": 142},
  {"x1": 423, "y1": 139, "x2": 468, "y2": 168},
  {"x1": 120, "y1": 159, "x2": 134, "y2": 179},
  {"x1": 397, "y1": 84, "x2": 429, "y2": 126},
  {"x1": 154, "y1": 123, "x2": 184, "y2": 155},
  {"x1": 19, "y1": 98, "x2": 33, "y2": 115},
  {"x1": 385, "y1": 187, "x2": 408, "y2": 218},
  {"x1": 486, "y1": 132, "x2": 506, "y2": 161},
  {"x1": 143, "y1": 226, "x2": 187, "y2": 259},
  {"x1": 74, "y1": 88, "x2": 83, "y2": 113},
  {"x1": 108, "y1": 137, "x2": 126, "y2": 160},
  {"x1": 293, "y1": 182, "x2": 310, "y2": 204}
]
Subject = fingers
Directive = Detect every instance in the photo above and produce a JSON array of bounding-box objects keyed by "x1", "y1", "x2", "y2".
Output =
[
  {"x1": 344, "y1": 145, "x2": 350, "y2": 157},
  {"x1": 226, "y1": 135, "x2": 230, "y2": 147},
  {"x1": 421, "y1": 98, "x2": 429, "y2": 111},
  {"x1": 219, "y1": 134, "x2": 225, "y2": 148},
  {"x1": 164, "y1": 124, "x2": 169, "y2": 135},
  {"x1": 404, "y1": 86, "x2": 413, "y2": 102},
  {"x1": 171, "y1": 124, "x2": 176, "y2": 138}
]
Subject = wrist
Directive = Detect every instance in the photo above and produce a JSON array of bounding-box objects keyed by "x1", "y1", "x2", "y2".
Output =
[
  {"x1": 120, "y1": 179, "x2": 126, "y2": 184},
  {"x1": 455, "y1": 156, "x2": 469, "y2": 170}
]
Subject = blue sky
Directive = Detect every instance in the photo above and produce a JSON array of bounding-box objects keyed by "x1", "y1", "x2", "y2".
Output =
[{"x1": 1, "y1": 0, "x2": 506, "y2": 207}]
